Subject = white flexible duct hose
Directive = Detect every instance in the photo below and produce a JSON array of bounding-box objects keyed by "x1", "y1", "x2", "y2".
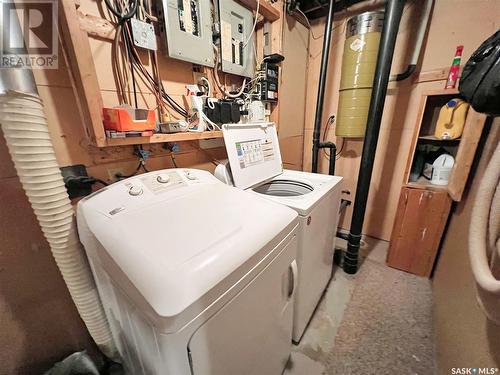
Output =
[
  {"x1": 469, "y1": 139, "x2": 500, "y2": 324},
  {"x1": 0, "y1": 91, "x2": 117, "y2": 357}
]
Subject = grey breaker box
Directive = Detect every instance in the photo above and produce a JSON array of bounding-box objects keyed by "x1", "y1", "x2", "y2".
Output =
[
  {"x1": 159, "y1": 0, "x2": 214, "y2": 67},
  {"x1": 218, "y1": 0, "x2": 256, "y2": 78}
]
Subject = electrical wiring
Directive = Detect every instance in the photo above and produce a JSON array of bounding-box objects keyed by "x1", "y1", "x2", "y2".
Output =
[
  {"x1": 199, "y1": 76, "x2": 217, "y2": 110},
  {"x1": 116, "y1": 161, "x2": 143, "y2": 179},
  {"x1": 170, "y1": 153, "x2": 178, "y2": 168},
  {"x1": 122, "y1": 23, "x2": 188, "y2": 117},
  {"x1": 104, "y1": 0, "x2": 137, "y2": 23},
  {"x1": 292, "y1": 6, "x2": 345, "y2": 41},
  {"x1": 212, "y1": 45, "x2": 247, "y2": 99},
  {"x1": 242, "y1": 0, "x2": 259, "y2": 49},
  {"x1": 321, "y1": 114, "x2": 344, "y2": 159},
  {"x1": 105, "y1": 0, "x2": 188, "y2": 118},
  {"x1": 201, "y1": 111, "x2": 221, "y2": 131}
]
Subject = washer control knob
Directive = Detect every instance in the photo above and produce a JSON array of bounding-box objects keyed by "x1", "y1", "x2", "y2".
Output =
[
  {"x1": 128, "y1": 185, "x2": 143, "y2": 196},
  {"x1": 186, "y1": 172, "x2": 197, "y2": 180},
  {"x1": 156, "y1": 174, "x2": 170, "y2": 184}
]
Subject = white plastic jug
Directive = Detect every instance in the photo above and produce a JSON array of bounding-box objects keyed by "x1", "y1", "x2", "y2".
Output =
[{"x1": 431, "y1": 154, "x2": 454, "y2": 185}]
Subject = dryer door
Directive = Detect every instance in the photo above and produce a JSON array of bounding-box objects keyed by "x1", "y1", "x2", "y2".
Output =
[{"x1": 188, "y1": 235, "x2": 298, "y2": 375}]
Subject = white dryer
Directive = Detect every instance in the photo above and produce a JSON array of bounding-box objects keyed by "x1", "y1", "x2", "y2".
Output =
[
  {"x1": 215, "y1": 122, "x2": 343, "y2": 342},
  {"x1": 77, "y1": 168, "x2": 299, "y2": 375}
]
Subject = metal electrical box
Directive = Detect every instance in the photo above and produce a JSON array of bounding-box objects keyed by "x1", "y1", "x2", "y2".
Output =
[
  {"x1": 218, "y1": 0, "x2": 255, "y2": 78},
  {"x1": 158, "y1": 0, "x2": 214, "y2": 67}
]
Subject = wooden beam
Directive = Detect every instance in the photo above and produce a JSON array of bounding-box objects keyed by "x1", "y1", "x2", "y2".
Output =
[
  {"x1": 236, "y1": 0, "x2": 281, "y2": 22},
  {"x1": 447, "y1": 109, "x2": 487, "y2": 202},
  {"x1": 414, "y1": 66, "x2": 463, "y2": 84},
  {"x1": 78, "y1": 11, "x2": 116, "y2": 41},
  {"x1": 59, "y1": 0, "x2": 106, "y2": 147}
]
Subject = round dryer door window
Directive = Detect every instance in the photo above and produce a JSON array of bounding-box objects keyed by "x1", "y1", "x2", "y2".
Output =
[{"x1": 253, "y1": 180, "x2": 314, "y2": 197}]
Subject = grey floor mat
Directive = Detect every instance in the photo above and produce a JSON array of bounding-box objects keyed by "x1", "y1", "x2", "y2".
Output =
[{"x1": 324, "y1": 259, "x2": 436, "y2": 375}]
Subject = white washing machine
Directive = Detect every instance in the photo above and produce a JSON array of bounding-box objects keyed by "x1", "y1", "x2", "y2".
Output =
[
  {"x1": 215, "y1": 122, "x2": 343, "y2": 342},
  {"x1": 77, "y1": 168, "x2": 300, "y2": 375}
]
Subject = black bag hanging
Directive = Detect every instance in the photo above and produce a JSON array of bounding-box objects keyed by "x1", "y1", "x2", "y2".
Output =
[{"x1": 459, "y1": 29, "x2": 500, "y2": 116}]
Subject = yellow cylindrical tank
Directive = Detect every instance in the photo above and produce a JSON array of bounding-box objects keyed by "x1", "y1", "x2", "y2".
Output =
[{"x1": 336, "y1": 12, "x2": 384, "y2": 138}]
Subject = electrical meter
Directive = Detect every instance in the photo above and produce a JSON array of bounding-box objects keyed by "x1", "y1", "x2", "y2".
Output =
[
  {"x1": 158, "y1": 0, "x2": 214, "y2": 67},
  {"x1": 217, "y1": 0, "x2": 256, "y2": 78}
]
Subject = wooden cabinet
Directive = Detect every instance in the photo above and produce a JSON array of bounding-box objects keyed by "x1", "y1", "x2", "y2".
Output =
[
  {"x1": 387, "y1": 186, "x2": 452, "y2": 277},
  {"x1": 387, "y1": 90, "x2": 486, "y2": 277}
]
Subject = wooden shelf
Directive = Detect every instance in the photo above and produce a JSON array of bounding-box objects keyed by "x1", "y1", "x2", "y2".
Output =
[
  {"x1": 406, "y1": 177, "x2": 448, "y2": 191},
  {"x1": 104, "y1": 131, "x2": 223, "y2": 147},
  {"x1": 236, "y1": 0, "x2": 280, "y2": 21},
  {"x1": 418, "y1": 135, "x2": 461, "y2": 143}
]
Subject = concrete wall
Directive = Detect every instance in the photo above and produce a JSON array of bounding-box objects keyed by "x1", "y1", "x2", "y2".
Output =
[
  {"x1": 433, "y1": 120, "x2": 500, "y2": 374},
  {"x1": 303, "y1": 0, "x2": 500, "y2": 240}
]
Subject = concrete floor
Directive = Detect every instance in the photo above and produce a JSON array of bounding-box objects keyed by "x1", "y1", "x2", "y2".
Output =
[{"x1": 284, "y1": 236, "x2": 391, "y2": 375}]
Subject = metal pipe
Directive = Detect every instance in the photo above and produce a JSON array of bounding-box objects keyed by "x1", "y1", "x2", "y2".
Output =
[
  {"x1": 0, "y1": 5, "x2": 37, "y2": 95},
  {"x1": 390, "y1": 0, "x2": 433, "y2": 81},
  {"x1": 311, "y1": 0, "x2": 335, "y2": 173},
  {"x1": 343, "y1": 0, "x2": 406, "y2": 274},
  {"x1": 328, "y1": 143, "x2": 336, "y2": 175}
]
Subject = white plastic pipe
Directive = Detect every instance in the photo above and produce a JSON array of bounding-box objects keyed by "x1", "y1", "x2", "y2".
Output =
[
  {"x1": 469, "y1": 140, "x2": 500, "y2": 325},
  {"x1": 0, "y1": 91, "x2": 117, "y2": 358}
]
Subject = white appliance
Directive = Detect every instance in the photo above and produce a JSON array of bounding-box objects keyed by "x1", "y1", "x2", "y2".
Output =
[
  {"x1": 431, "y1": 154, "x2": 454, "y2": 185},
  {"x1": 77, "y1": 168, "x2": 299, "y2": 375},
  {"x1": 215, "y1": 122, "x2": 343, "y2": 342}
]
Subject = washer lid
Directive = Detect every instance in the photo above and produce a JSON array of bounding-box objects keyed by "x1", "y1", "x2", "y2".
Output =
[
  {"x1": 77, "y1": 170, "x2": 297, "y2": 319},
  {"x1": 222, "y1": 122, "x2": 283, "y2": 189}
]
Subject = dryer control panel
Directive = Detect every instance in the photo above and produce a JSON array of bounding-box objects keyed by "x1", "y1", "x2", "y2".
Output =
[{"x1": 80, "y1": 169, "x2": 218, "y2": 218}]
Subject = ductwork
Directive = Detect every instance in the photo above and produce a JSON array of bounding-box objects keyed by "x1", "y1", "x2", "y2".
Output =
[
  {"x1": 390, "y1": 0, "x2": 433, "y2": 81},
  {"x1": 0, "y1": 11, "x2": 117, "y2": 359},
  {"x1": 469, "y1": 138, "x2": 500, "y2": 325}
]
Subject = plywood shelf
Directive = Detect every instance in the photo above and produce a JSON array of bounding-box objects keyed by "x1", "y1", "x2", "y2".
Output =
[
  {"x1": 236, "y1": 0, "x2": 280, "y2": 21},
  {"x1": 104, "y1": 131, "x2": 223, "y2": 147},
  {"x1": 418, "y1": 135, "x2": 461, "y2": 143},
  {"x1": 406, "y1": 178, "x2": 448, "y2": 191}
]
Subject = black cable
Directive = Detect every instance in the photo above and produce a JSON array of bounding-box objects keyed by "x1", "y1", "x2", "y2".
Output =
[
  {"x1": 124, "y1": 21, "x2": 138, "y2": 108},
  {"x1": 171, "y1": 154, "x2": 178, "y2": 168},
  {"x1": 116, "y1": 161, "x2": 142, "y2": 179},
  {"x1": 322, "y1": 115, "x2": 335, "y2": 159},
  {"x1": 122, "y1": 28, "x2": 188, "y2": 117},
  {"x1": 335, "y1": 138, "x2": 345, "y2": 159},
  {"x1": 93, "y1": 178, "x2": 110, "y2": 186},
  {"x1": 104, "y1": 0, "x2": 137, "y2": 24}
]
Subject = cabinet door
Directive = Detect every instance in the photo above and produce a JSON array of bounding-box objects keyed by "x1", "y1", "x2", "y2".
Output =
[{"x1": 387, "y1": 187, "x2": 452, "y2": 277}]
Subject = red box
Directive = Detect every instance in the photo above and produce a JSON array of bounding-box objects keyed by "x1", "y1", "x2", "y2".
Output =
[{"x1": 103, "y1": 107, "x2": 156, "y2": 132}]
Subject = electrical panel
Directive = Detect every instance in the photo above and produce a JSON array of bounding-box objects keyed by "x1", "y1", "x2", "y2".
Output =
[
  {"x1": 218, "y1": 0, "x2": 256, "y2": 78},
  {"x1": 260, "y1": 62, "x2": 279, "y2": 102},
  {"x1": 158, "y1": 0, "x2": 214, "y2": 67}
]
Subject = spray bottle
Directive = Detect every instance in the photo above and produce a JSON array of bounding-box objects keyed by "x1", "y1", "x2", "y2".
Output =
[{"x1": 445, "y1": 45, "x2": 464, "y2": 89}]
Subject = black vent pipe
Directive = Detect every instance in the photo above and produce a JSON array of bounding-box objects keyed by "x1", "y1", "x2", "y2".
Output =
[
  {"x1": 343, "y1": 0, "x2": 406, "y2": 274},
  {"x1": 311, "y1": 0, "x2": 335, "y2": 173}
]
